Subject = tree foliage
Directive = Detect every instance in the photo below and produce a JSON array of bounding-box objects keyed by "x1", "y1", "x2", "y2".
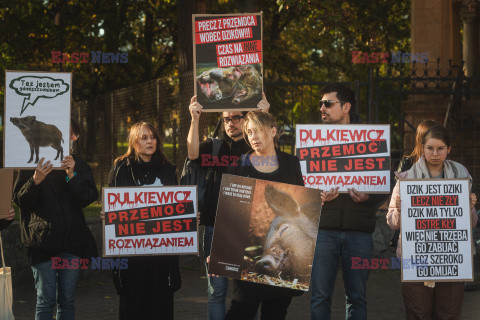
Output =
[{"x1": 0, "y1": 0, "x2": 411, "y2": 117}]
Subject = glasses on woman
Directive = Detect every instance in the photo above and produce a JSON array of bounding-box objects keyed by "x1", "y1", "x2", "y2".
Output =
[
  {"x1": 318, "y1": 100, "x2": 344, "y2": 109},
  {"x1": 222, "y1": 115, "x2": 245, "y2": 124}
]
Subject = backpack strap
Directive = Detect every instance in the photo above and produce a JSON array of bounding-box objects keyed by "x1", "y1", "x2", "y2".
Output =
[{"x1": 212, "y1": 138, "x2": 223, "y2": 157}]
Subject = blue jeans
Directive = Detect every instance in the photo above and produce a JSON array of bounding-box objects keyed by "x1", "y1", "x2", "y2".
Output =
[
  {"x1": 31, "y1": 253, "x2": 81, "y2": 320},
  {"x1": 204, "y1": 226, "x2": 229, "y2": 320},
  {"x1": 310, "y1": 230, "x2": 373, "y2": 320}
]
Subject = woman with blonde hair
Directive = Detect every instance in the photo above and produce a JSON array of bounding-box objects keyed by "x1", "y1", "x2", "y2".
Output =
[
  {"x1": 103, "y1": 122, "x2": 181, "y2": 320},
  {"x1": 216, "y1": 110, "x2": 325, "y2": 319}
]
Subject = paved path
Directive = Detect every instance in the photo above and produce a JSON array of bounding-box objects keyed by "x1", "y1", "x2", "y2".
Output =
[{"x1": 12, "y1": 261, "x2": 480, "y2": 319}]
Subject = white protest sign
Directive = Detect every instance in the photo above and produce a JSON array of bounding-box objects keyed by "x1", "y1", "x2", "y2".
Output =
[
  {"x1": 103, "y1": 186, "x2": 198, "y2": 257},
  {"x1": 295, "y1": 124, "x2": 390, "y2": 193},
  {"x1": 4, "y1": 71, "x2": 71, "y2": 168},
  {"x1": 400, "y1": 179, "x2": 473, "y2": 282}
]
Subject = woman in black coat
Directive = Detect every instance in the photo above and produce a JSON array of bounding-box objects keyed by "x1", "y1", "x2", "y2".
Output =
[
  {"x1": 103, "y1": 122, "x2": 181, "y2": 320},
  {"x1": 217, "y1": 111, "x2": 324, "y2": 320}
]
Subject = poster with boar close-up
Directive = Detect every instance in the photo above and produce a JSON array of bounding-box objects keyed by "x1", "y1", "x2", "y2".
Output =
[
  {"x1": 3, "y1": 70, "x2": 71, "y2": 169},
  {"x1": 209, "y1": 174, "x2": 323, "y2": 291},
  {"x1": 193, "y1": 13, "x2": 263, "y2": 111}
]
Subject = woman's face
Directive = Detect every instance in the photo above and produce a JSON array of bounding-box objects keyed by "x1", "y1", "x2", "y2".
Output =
[
  {"x1": 423, "y1": 138, "x2": 450, "y2": 166},
  {"x1": 245, "y1": 121, "x2": 276, "y2": 153},
  {"x1": 135, "y1": 127, "x2": 157, "y2": 158}
]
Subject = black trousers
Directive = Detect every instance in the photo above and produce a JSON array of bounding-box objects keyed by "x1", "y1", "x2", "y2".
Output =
[{"x1": 225, "y1": 296, "x2": 293, "y2": 320}]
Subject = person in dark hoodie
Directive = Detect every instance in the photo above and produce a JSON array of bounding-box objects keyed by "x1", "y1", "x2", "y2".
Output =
[
  {"x1": 310, "y1": 84, "x2": 388, "y2": 320},
  {"x1": 103, "y1": 121, "x2": 180, "y2": 320},
  {"x1": 13, "y1": 118, "x2": 98, "y2": 320}
]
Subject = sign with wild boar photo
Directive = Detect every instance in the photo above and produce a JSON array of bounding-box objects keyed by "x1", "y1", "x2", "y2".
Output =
[
  {"x1": 399, "y1": 179, "x2": 473, "y2": 282},
  {"x1": 193, "y1": 13, "x2": 263, "y2": 111},
  {"x1": 102, "y1": 186, "x2": 198, "y2": 257},
  {"x1": 296, "y1": 124, "x2": 391, "y2": 193},
  {"x1": 3, "y1": 71, "x2": 71, "y2": 169},
  {"x1": 209, "y1": 174, "x2": 322, "y2": 291}
]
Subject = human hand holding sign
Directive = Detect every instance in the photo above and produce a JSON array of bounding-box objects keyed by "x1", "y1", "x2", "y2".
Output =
[
  {"x1": 4, "y1": 208, "x2": 15, "y2": 221},
  {"x1": 470, "y1": 193, "x2": 477, "y2": 208},
  {"x1": 61, "y1": 155, "x2": 75, "y2": 179},
  {"x1": 33, "y1": 158, "x2": 53, "y2": 185},
  {"x1": 189, "y1": 96, "x2": 203, "y2": 122},
  {"x1": 324, "y1": 187, "x2": 340, "y2": 202},
  {"x1": 206, "y1": 256, "x2": 220, "y2": 278},
  {"x1": 257, "y1": 92, "x2": 270, "y2": 112},
  {"x1": 348, "y1": 188, "x2": 369, "y2": 202}
]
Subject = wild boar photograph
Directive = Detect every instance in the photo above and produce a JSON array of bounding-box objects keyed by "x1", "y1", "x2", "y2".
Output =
[
  {"x1": 10, "y1": 116, "x2": 64, "y2": 164},
  {"x1": 209, "y1": 175, "x2": 323, "y2": 291},
  {"x1": 196, "y1": 64, "x2": 262, "y2": 108}
]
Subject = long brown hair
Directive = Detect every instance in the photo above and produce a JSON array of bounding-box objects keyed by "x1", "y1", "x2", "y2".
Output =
[
  {"x1": 114, "y1": 122, "x2": 165, "y2": 165},
  {"x1": 242, "y1": 111, "x2": 281, "y2": 148},
  {"x1": 408, "y1": 119, "x2": 437, "y2": 163}
]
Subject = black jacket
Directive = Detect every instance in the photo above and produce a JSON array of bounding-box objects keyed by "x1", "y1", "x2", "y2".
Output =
[
  {"x1": 318, "y1": 114, "x2": 388, "y2": 233},
  {"x1": 13, "y1": 155, "x2": 98, "y2": 264},
  {"x1": 194, "y1": 137, "x2": 252, "y2": 226},
  {"x1": 228, "y1": 149, "x2": 304, "y2": 187},
  {"x1": 108, "y1": 156, "x2": 181, "y2": 296}
]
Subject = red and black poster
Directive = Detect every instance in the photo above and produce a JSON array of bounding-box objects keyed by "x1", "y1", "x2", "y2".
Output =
[
  {"x1": 193, "y1": 13, "x2": 263, "y2": 111},
  {"x1": 102, "y1": 186, "x2": 198, "y2": 257},
  {"x1": 209, "y1": 174, "x2": 323, "y2": 291},
  {"x1": 296, "y1": 124, "x2": 391, "y2": 193}
]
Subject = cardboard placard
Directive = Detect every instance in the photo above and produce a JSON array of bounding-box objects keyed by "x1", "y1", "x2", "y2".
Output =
[
  {"x1": 4, "y1": 70, "x2": 71, "y2": 169},
  {"x1": 209, "y1": 174, "x2": 323, "y2": 291},
  {"x1": 400, "y1": 179, "x2": 473, "y2": 282},
  {"x1": 0, "y1": 169, "x2": 14, "y2": 219},
  {"x1": 193, "y1": 13, "x2": 263, "y2": 111},
  {"x1": 296, "y1": 124, "x2": 391, "y2": 193},
  {"x1": 102, "y1": 186, "x2": 198, "y2": 257}
]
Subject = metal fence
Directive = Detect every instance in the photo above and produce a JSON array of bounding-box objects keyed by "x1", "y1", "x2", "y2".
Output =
[
  {"x1": 71, "y1": 73, "x2": 220, "y2": 186},
  {"x1": 70, "y1": 60, "x2": 480, "y2": 187}
]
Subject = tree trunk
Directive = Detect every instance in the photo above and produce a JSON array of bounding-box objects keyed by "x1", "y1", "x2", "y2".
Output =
[{"x1": 176, "y1": 0, "x2": 207, "y2": 170}]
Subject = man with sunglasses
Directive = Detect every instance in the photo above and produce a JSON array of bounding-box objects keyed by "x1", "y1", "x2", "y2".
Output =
[
  {"x1": 187, "y1": 93, "x2": 269, "y2": 320},
  {"x1": 311, "y1": 84, "x2": 387, "y2": 320}
]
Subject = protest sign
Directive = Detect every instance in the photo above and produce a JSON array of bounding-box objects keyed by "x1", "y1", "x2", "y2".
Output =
[
  {"x1": 295, "y1": 124, "x2": 391, "y2": 193},
  {"x1": 4, "y1": 71, "x2": 71, "y2": 169},
  {"x1": 400, "y1": 179, "x2": 473, "y2": 282},
  {"x1": 193, "y1": 13, "x2": 263, "y2": 111},
  {"x1": 209, "y1": 174, "x2": 322, "y2": 291},
  {"x1": 102, "y1": 186, "x2": 198, "y2": 257},
  {"x1": 0, "y1": 169, "x2": 13, "y2": 219}
]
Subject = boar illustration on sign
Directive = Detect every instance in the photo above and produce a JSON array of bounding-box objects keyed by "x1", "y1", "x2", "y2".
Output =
[
  {"x1": 10, "y1": 116, "x2": 64, "y2": 164},
  {"x1": 196, "y1": 64, "x2": 262, "y2": 106},
  {"x1": 252, "y1": 184, "x2": 321, "y2": 281}
]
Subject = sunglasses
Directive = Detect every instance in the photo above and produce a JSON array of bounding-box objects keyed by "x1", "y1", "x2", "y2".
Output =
[
  {"x1": 222, "y1": 115, "x2": 245, "y2": 124},
  {"x1": 318, "y1": 100, "x2": 345, "y2": 109}
]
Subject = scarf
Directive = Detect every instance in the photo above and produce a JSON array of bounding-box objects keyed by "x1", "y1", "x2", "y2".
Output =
[
  {"x1": 407, "y1": 156, "x2": 471, "y2": 182},
  {"x1": 406, "y1": 156, "x2": 471, "y2": 288}
]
